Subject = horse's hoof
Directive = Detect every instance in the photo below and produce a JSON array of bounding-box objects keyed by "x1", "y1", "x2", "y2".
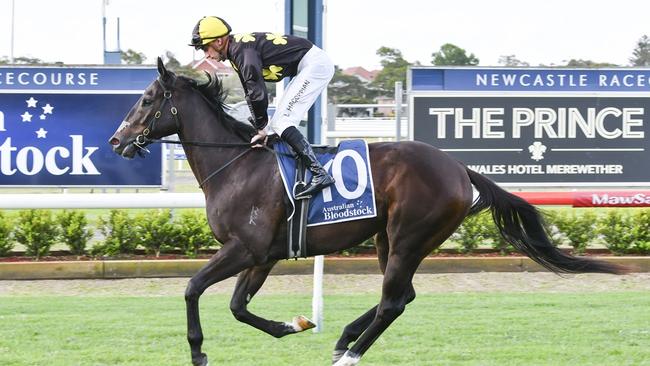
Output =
[
  {"x1": 332, "y1": 351, "x2": 361, "y2": 366},
  {"x1": 192, "y1": 353, "x2": 208, "y2": 366},
  {"x1": 288, "y1": 315, "x2": 316, "y2": 332},
  {"x1": 332, "y1": 349, "x2": 347, "y2": 364}
]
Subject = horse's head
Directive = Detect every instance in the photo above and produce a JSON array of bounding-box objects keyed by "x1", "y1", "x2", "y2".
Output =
[{"x1": 109, "y1": 57, "x2": 184, "y2": 159}]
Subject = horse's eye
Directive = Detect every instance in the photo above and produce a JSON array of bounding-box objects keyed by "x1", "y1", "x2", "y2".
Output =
[{"x1": 142, "y1": 99, "x2": 153, "y2": 107}]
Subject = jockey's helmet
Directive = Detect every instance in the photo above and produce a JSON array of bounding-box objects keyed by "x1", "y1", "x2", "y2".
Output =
[{"x1": 189, "y1": 16, "x2": 232, "y2": 50}]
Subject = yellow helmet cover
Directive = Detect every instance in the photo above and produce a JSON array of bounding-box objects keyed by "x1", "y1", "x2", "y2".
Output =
[{"x1": 190, "y1": 16, "x2": 232, "y2": 48}]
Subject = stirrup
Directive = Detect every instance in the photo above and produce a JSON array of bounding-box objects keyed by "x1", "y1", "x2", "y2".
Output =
[
  {"x1": 294, "y1": 177, "x2": 334, "y2": 199},
  {"x1": 294, "y1": 184, "x2": 315, "y2": 200},
  {"x1": 293, "y1": 181, "x2": 311, "y2": 200}
]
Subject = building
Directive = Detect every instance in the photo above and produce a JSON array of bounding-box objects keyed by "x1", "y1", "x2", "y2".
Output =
[
  {"x1": 342, "y1": 66, "x2": 379, "y2": 83},
  {"x1": 190, "y1": 58, "x2": 235, "y2": 78}
]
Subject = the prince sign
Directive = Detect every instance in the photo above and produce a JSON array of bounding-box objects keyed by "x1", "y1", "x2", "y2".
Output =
[
  {"x1": 0, "y1": 66, "x2": 160, "y2": 186},
  {"x1": 275, "y1": 140, "x2": 377, "y2": 226},
  {"x1": 409, "y1": 67, "x2": 650, "y2": 187}
]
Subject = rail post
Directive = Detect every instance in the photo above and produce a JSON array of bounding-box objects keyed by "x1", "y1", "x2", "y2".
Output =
[{"x1": 395, "y1": 81, "x2": 403, "y2": 141}]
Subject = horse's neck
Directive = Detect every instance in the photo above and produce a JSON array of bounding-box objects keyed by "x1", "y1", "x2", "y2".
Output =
[
  {"x1": 178, "y1": 100, "x2": 238, "y2": 144},
  {"x1": 177, "y1": 100, "x2": 249, "y2": 191}
]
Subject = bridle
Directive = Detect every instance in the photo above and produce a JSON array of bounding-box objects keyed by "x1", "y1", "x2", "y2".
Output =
[
  {"x1": 131, "y1": 77, "x2": 262, "y2": 187},
  {"x1": 134, "y1": 78, "x2": 256, "y2": 151},
  {"x1": 133, "y1": 79, "x2": 181, "y2": 153}
]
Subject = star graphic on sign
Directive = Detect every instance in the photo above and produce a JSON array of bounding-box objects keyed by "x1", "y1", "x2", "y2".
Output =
[
  {"x1": 21, "y1": 111, "x2": 33, "y2": 122},
  {"x1": 40, "y1": 114, "x2": 46, "y2": 120},
  {"x1": 42, "y1": 103, "x2": 54, "y2": 114},
  {"x1": 26, "y1": 97, "x2": 38, "y2": 108},
  {"x1": 35, "y1": 128, "x2": 48, "y2": 138}
]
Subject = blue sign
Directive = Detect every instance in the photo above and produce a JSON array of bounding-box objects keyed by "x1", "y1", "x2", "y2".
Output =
[
  {"x1": 0, "y1": 67, "x2": 155, "y2": 91},
  {"x1": 411, "y1": 67, "x2": 650, "y2": 92},
  {"x1": 274, "y1": 140, "x2": 377, "y2": 226},
  {"x1": 0, "y1": 66, "x2": 161, "y2": 186}
]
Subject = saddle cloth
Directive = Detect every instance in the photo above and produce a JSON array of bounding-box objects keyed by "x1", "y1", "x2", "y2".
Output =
[{"x1": 274, "y1": 139, "x2": 377, "y2": 227}]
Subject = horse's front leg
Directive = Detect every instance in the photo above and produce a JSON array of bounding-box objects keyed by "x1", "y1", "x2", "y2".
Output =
[
  {"x1": 185, "y1": 241, "x2": 255, "y2": 366},
  {"x1": 230, "y1": 261, "x2": 315, "y2": 338}
]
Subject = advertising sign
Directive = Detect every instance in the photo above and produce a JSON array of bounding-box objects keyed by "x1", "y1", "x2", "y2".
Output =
[
  {"x1": 0, "y1": 66, "x2": 160, "y2": 186},
  {"x1": 409, "y1": 67, "x2": 650, "y2": 187}
]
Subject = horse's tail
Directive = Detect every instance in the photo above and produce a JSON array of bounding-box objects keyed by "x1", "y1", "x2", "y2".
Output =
[{"x1": 465, "y1": 167, "x2": 628, "y2": 275}]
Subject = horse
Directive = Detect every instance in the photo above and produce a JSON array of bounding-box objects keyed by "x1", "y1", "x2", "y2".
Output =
[{"x1": 109, "y1": 57, "x2": 627, "y2": 366}]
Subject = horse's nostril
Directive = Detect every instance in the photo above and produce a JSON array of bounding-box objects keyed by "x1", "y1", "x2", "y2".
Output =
[{"x1": 109, "y1": 137, "x2": 120, "y2": 146}]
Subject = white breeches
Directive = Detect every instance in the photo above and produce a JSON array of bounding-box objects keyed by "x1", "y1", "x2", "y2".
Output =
[{"x1": 266, "y1": 46, "x2": 334, "y2": 135}]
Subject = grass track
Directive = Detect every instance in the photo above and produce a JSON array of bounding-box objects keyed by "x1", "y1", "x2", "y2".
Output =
[{"x1": 0, "y1": 292, "x2": 648, "y2": 366}]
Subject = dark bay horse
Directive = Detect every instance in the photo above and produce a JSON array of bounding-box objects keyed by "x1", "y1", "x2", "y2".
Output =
[{"x1": 109, "y1": 58, "x2": 627, "y2": 366}]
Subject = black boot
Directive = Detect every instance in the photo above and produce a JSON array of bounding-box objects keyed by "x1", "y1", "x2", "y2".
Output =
[{"x1": 281, "y1": 127, "x2": 335, "y2": 199}]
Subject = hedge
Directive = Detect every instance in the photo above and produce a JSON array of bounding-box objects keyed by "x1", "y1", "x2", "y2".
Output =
[
  {"x1": 0, "y1": 209, "x2": 220, "y2": 260},
  {"x1": 13, "y1": 210, "x2": 59, "y2": 260},
  {"x1": 452, "y1": 208, "x2": 650, "y2": 255},
  {"x1": 0, "y1": 211, "x2": 14, "y2": 256},
  {"x1": 57, "y1": 210, "x2": 93, "y2": 257},
  {"x1": 0, "y1": 208, "x2": 649, "y2": 259}
]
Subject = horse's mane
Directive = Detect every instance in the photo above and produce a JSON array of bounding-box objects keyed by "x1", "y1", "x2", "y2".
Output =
[{"x1": 179, "y1": 74, "x2": 256, "y2": 141}]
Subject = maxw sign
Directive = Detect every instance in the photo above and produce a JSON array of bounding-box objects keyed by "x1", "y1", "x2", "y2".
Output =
[{"x1": 0, "y1": 66, "x2": 161, "y2": 186}]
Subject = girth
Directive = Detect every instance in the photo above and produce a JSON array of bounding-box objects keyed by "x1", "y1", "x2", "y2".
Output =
[{"x1": 287, "y1": 155, "x2": 310, "y2": 259}]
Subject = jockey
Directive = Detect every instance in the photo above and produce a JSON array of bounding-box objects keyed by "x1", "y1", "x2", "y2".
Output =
[{"x1": 189, "y1": 16, "x2": 335, "y2": 199}]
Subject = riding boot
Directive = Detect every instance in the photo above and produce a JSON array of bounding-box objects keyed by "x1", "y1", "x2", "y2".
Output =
[{"x1": 281, "y1": 126, "x2": 335, "y2": 199}]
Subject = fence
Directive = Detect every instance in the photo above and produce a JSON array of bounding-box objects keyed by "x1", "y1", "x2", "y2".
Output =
[{"x1": 325, "y1": 103, "x2": 408, "y2": 144}]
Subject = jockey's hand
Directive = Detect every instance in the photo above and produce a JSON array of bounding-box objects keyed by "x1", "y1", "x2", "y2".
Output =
[{"x1": 250, "y1": 129, "x2": 268, "y2": 148}]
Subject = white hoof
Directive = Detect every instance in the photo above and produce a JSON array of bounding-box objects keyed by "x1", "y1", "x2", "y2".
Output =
[
  {"x1": 332, "y1": 351, "x2": 361, "y2": 366},
  {"x1": 285, "y1": 315, "x2": 316, "y2": 332}
]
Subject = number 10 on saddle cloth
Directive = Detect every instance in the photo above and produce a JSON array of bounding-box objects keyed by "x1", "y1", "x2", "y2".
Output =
[{"x1": 274, "y1": 139, "x2": 377, "y2": 226}]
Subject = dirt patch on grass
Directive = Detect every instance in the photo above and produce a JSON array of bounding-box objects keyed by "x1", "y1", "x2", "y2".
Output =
[{"x1": 1, "y1": 272, "x2": 648, "y2": 297}]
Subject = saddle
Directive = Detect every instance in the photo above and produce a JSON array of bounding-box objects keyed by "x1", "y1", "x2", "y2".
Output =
[
  {"x1": 273, "y1": 139, "x2": 377, "y2": 259},
  {"x1": 285, "y1": 144, "x2": 335, "y2": 259}
]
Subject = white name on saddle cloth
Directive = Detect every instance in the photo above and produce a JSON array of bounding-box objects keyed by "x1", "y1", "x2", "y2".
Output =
[{"x1": 274, "y1": 139, "x2": 377, "y2": 226}]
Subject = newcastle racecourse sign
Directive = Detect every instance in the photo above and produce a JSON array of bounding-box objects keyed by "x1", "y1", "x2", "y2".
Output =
[
  {"x1": 409, "y1": 67, "x2": 650, "y2": 187},
  {"x1": 0, "y1": 66, "x2": 161, "y2": 186}
]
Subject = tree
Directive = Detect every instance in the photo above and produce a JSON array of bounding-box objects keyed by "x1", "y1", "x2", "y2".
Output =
[
  {"x1": 630, "y1": 35, "x2": 650, "y2": 66},
  {"x1": 163, "y1": 50, "x2": 201, "y2": 78},
  {"x1": 564, "y1": 59, "x2": 618, "y2": 68},
  {"x1": 370, "y1": 47, "x2": 411, "y2": 96},
  {"x1": 164, "y1": 51, "x2": 182, "y2": 70},
  {"x1": 328, "y1": 66, "x2": 376, "y2": 104},
  {"x1": 0, "y1": 56, "x2": 61, "y2": 65},
  {"x1": 121, "y1": 49, "x2": 147, "y2": 64},
  {"x1": 498, "y1": 55, "x2": 529, "y2": 67},
  {"x1": 432, "y1": 43, "x2": 479, "y2": 66},
  {"x1": 14, "y1": 56, "x2": 45, "y2": 64}
]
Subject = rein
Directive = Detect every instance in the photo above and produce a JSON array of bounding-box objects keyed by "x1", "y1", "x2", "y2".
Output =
[
  {"x1": 135, "y1": 78, "x2": 261, "y2": 187},
  {"x1": 147, "y1": 138, "x2": 252, "y2": 148}
]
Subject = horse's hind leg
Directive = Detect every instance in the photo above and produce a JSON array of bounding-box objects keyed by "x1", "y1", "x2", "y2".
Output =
[
  {"x1": 332, "y1": 231, "x2": 416, "y2": 364},
  {"x1": 333, "y1": 288, "x2": 416, "y2": 364},
  {"x1": 230, "y1": 261, "x2": 316, "y2": 338},
  {"x1": 334, "y1": 204, "x2": 466, "y2": 366},
  {"x1": 333, "y1": 251, "x2": 421, "y2": 366}
]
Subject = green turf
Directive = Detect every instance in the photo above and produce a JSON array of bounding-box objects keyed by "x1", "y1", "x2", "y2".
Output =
[{"x1": 0, "y1": 292, "x2": 648, "y2": 365}]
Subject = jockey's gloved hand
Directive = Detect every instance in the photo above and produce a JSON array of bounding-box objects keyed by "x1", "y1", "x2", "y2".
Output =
[{"x1": 250, "y1": 129, "x2": 268, "y2": 148}]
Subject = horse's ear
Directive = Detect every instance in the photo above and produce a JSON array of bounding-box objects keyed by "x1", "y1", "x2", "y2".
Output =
[{"x1": 157, "y1": 57, "x2": 170, "y2": 82}]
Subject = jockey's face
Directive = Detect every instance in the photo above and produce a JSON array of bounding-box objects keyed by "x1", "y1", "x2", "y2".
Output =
[{"x1": 203, "y1": 37, "x2": 228, "y2": 62}]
